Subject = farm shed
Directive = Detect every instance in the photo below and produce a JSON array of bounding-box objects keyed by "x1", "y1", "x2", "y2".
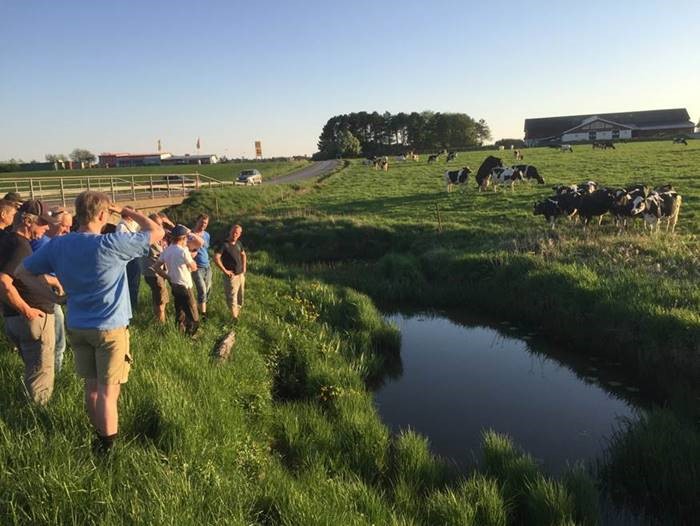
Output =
[{"x1": 524, "y1": 108, "x2": 694, "y2": 146}]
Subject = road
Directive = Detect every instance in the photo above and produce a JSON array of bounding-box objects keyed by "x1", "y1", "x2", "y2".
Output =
[{"x1": 267, "y1": 159, "x2": 341, "y2": 185}]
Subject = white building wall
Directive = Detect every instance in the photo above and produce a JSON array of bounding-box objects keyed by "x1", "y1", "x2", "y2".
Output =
[{"x1": 561, "y1": 129, "x2": 631, "y2": 142}]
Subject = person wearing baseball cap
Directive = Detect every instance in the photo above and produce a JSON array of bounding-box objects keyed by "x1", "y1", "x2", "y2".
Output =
[
  {"x1": 0, "y1": 199, "x2": 61, "y2": 405},
  {"x1": 2, "y1": 192, "x2": 23, "y2": 208},
  {"x1": 152, "y1": 224, "x2": 199, "y2": 335}
]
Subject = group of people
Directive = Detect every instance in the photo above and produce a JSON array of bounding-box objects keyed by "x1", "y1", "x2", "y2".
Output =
[{"x1": 0, "y1": 190, "x2": 247, "y2": 453}]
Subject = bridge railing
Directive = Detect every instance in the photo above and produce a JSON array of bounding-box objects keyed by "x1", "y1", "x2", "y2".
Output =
[{"x1": 0, "y1": 173, "x2": 232, "y2": 208}]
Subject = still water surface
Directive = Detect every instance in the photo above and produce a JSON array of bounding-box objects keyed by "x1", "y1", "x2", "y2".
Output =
[{"x1": 374, "y1": 313, "x2": 640, "y2": 474}]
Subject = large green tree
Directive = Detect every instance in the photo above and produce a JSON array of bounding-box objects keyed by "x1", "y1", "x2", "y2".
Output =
[
  {"x1": 69, "y1": 148, "x2": 96, "y2": 165},
  {"x1": 315, "y1": 111, "x2": 488, "y2": 158}
]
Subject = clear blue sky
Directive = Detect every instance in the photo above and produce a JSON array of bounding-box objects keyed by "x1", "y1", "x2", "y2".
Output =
[{"x1": 1, "y1": 0, "x2": 698, "y2": 160}]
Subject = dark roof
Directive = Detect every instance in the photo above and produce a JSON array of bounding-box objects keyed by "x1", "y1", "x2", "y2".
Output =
[{"x1": 524, "y1": 108, "x2": 691, "y2": 139}]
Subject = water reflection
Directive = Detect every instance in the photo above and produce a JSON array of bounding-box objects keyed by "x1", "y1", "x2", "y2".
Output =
[{"x1": 373, "y1": 312, "x2": 641, "y2": 474}]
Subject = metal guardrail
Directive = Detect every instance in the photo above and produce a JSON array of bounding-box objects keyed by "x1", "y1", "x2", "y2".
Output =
[{"x1": 0, "y1": 172, "x2": 232, "y2": 208}]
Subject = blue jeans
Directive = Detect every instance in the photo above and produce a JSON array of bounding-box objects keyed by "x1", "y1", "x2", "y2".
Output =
[
  {"x1": 192, "y1": 266, "x2": 212, "y2": 305},
  {"x1": 126, "y1": 259, "x2": 142, "y2": 311},
  {"x1": 54, "y1": 304, "x2": 66, "y2": 372}
]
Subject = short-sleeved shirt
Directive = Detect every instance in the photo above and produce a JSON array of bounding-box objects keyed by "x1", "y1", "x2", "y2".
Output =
[
  {"x1": 192, "y1": 230, "x2": 210, "y2": 268},
  {"x1": 215, "y1": 241, "x2": 245, "y2": 275},
  {"x1": 30, "y1": 235, "x2": 51, "y2": 253},
  {"x1": 23, "y1": 231, "x2": 151, "y2": 330},
  {"x1": 159, "y1": 244, "x2": 195, "y2": 288},
  {"x1": 0, "y1": 233, "x2": 55, "y2": 316}
]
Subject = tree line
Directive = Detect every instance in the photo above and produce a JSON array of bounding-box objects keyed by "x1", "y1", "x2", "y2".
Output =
[{"x1": 314, "y1": 111, "x2": 492, "y2": 159}]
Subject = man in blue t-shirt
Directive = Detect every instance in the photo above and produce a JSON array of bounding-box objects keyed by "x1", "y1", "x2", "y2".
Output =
[
  {"x1": 24, "y1": 191, "x2": 164, "y2": 453},
  {"x1": 189, "y1": 213, "x2": 211, "y2": 317}
]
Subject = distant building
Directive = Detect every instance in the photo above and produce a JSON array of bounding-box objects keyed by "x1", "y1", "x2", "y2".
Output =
[
  {"x1": 162, "y1": 154, "x2": 218, "y2": 165},
  {"x1": 99, "y1": 152, "x2": 172, "y2": 168},
  {"x1": 524, "y1": 108, "x2": 694, "y2": 146}
]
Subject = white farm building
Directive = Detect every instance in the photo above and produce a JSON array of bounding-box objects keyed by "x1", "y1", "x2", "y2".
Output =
[{"x1": 523, "y1": 108, "x2": 694, "y2": 146}]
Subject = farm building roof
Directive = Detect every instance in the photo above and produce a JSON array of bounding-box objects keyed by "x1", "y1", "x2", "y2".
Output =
[{"x1": 524, "y1": 108, "x2": 692, "y2": 139}]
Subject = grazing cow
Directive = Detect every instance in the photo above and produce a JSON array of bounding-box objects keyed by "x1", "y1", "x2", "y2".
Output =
[
  {"x1": 610, "y1": 188, "x2": 647, "y2": 228},
  {"x1": 533, "y1": 198, "x2": 567, "y2": 228},
  {"x1": 593, "y1": 141, "x2": 616, "y2": 150},
  {"x1": 396, "y1": 155, "x2": 406, "y2": 162},
  {"x1": 575, "y1": 188, "x2": 614, "y2": 226},
  {"x1": 427, "y1": 153, "x2": 440, "y2": 163},
  {"x1": 513, "y1": 149, "x2": 524, "y2": 160},
  {"x1": 406, "y1": 151, "x2": 419, "y2": 162},
  {"x1": 498, "y1": 145, "x2": 505, "y2": 151},
  {"x1": 380, "y1": 156, "x2": 389, "y2": 172},
  {"x1": 489, "y1": 167, "x2": 524, "y2": 191},
  {"x1": 512, "y1": 164, "x2": 544, "y2": 184},
  {"x1": 643, "y1": 190, "x2": 682, "y2": 233},
  {"x1": 444, "y1": 166, "x2": 472, "y2": 193},
  {"x1": 672, "y1": 137, "x2": 688, "y2": 146},
  {"x1": 560, "y1": 144, "x2": 574, "y2": 153},
  {"x1": 446, "y1": 151, "x2": 457, "y2": 162},
  {"x1": 475, "y1": 155, "x2": 504, "y2": 191},
  {"x1": 576, "y1": 181, "x2": 598, "y2": 194}
]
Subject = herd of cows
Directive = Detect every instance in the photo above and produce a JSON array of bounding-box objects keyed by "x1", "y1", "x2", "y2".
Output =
[{"x1": 365, "y1": 149, "x2": 684, "y2": 234}]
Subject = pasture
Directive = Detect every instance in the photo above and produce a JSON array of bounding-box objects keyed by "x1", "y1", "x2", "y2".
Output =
[
  {"x1": 1, "y1": 140, "x2": 699, "y2": 524},
  {"x1": 0, "y1": 159, "x2": 310, "y2": 183}
]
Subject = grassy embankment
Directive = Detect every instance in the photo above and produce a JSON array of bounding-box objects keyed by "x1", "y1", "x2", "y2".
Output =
[
  {"x1": 169, "y1": 139, "x2": 699, "y2": 522},
  {"x1": 0, "y1": 258, "x2": 597, "y2": 524},
  {"x1": 0, "y1": 159, "x2": 310, "y2": 183}
]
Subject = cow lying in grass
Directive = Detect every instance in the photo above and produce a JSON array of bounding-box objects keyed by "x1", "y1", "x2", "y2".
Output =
[{"x1": 444, "y1": 167, "x2": 472, "y2": 193}]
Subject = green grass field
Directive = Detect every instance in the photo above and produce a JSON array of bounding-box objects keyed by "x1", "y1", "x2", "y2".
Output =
[
  {"x1": 0, "y1": 159, "x2": 310, "y2": 183},
  {"x1": 1, "y1": 140, "x2": 699, "y2": 524}
]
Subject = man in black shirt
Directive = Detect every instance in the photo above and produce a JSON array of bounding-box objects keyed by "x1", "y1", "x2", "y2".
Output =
[
  {"x1": 0, "y1": 200, "x2": 60, "y2": 405},
  {"x1": 213, "y1": 224, "x2": 247, "y2": 320}
]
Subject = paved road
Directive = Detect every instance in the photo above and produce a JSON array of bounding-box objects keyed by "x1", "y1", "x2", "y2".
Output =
[{"x1": 267, "y1": 160, "x2": 341, "y2": 185}]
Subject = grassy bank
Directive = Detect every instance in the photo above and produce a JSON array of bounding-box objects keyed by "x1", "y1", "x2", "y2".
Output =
[
  {"x1": 1, "y1": 255, "x2": 598, "y2": 524},
  {"x1": 166, "y1": 139, "x2": 699, "y2": 522}
]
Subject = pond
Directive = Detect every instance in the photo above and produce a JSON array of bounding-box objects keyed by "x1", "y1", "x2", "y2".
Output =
[{"x1": 373, "y1": 312, "x2": 643, "y2": 474}]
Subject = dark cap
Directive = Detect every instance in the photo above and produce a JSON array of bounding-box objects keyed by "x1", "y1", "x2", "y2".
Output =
[
  {"x1": 18, "y1": 199, "x2": 59, "y2": 224},
  {"x1": 171, "y1": 224, "x2": 189, "y2": 237},
  {"x1": 3, "y1": 192, "x2": 23, "y2": 206}
]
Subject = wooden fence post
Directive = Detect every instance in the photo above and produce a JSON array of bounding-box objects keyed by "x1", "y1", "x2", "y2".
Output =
[
  {"x1": 435, "y1": 203, "x2": 443, "y2": 232},
  {"x1": 110, "y1": 177, "x2": 116, "y2": 203},
  {"x1": 150, "y1": 176, "x2": 155, "y2": 199},
  {"x1": 131, "y1": 176, "x2": 136, "y2": 201},
  {"x1": 29, "y1": 179, "x2": 35, "y2": 200}
]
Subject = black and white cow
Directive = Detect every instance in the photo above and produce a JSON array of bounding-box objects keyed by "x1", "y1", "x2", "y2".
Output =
[
  {"x1": 533, "y1": 197, "x2": 567, "y2": 228},
  {"x1": 446, "y1": 151, "x2": 457, "y2": 162},
  {"x1": 427, "y1": 153, "x2": 440, "y2": 163},
  {"x1": 475, "y1": 155, "x2": 504, "y2": 190},
  {"x1": 672, "y1": 137, "x2": 688, "y2": 146},
  {"x1": 560, "y1": 144, "x2": 574, "y2": 152},
  {"x1": 444, "y1": 166, "x2": 472, "y2": 192},
  {"x1": 489, "y1": 167, "x2": 524, "y2": 191},
  {"x1": 643, "y1": 190, "x2": 682, "y2": 233},
  {"x1": 512, "y1": 164, "x2": 545, "y2": 184}
]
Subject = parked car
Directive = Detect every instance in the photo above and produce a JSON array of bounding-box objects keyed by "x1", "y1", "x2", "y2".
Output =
[{"x1": 236, "y1": 169, "x2": 262, "y2": 185}]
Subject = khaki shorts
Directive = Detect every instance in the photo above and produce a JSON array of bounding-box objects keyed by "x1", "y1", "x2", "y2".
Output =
[
  {"x1": 145, "y1": 275, "x2": 169, "y2": 306},
  {"x1": 69, "y1": 327, "x2": 131, "y2": 385}
]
